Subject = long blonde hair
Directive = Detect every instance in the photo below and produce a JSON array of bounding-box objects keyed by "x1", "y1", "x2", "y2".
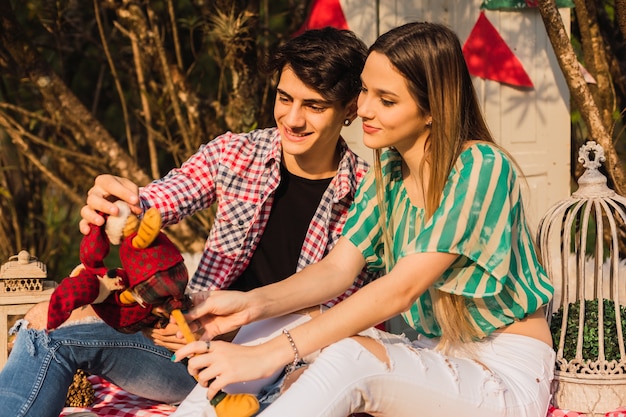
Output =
[{"x1": 371, "y1": 22, "x2": 497, "y2": 350}]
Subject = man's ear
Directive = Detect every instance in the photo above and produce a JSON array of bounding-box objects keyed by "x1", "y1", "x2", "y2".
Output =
[{"x1": 344, "y1": 99, "x2": 358, "y2": 124}]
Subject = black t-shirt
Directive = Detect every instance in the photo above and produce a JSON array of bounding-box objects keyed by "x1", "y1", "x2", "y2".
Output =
[{"x1": 229, "y1": 164, "x2": 332, "y2": 291}]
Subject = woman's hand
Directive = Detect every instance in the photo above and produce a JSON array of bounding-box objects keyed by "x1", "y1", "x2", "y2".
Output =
[
  {"x1": 79, "y1": 174, "x2": 142, "y2": 235},
  {"x1": 173, "y1": 339, "x2": 286, "y2": 400},
  {"x1": 182, "y1": 290, "x2": 254, "y2": 341}
]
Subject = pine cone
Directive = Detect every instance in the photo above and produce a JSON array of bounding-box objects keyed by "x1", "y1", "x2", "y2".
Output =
[{"x1": 65, "y1": 369, "x2": 95, "y2": 407}]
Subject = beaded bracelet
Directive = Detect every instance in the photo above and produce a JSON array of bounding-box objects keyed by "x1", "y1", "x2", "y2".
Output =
[{"x1": 282, "y1": 329, "x2": 300, "y2": 375}]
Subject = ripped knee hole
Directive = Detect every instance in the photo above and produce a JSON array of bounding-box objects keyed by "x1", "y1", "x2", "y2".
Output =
[{"x1": 351, "y1": 335, "x2": 390, "y2": 366}]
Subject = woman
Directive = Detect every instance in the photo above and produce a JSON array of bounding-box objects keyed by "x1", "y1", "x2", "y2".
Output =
[{"x1": 174, "y1": 21, "x2": 555, "y2": 417}]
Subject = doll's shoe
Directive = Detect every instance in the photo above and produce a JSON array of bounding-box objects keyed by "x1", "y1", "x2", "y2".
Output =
[{"x1": 212, "y1": 391, "x2": 260, "y2": 417}]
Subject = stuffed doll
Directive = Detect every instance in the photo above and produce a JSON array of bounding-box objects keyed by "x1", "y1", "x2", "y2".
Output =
[
  {"x1": 47, "y1": 201, "x2": 190, "y2": 332},
  {"x1": 47, "y1": 201, "x2": 259, "y2": 417}
]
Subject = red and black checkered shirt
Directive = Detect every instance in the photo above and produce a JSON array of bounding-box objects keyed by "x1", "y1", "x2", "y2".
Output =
[{"x1": 139, "y1": 127, "x2": 375, "y2": 307}]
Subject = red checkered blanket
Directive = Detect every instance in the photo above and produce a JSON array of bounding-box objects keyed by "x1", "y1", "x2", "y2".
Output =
[
  {"x1": 547, "y1": 405, "x2": 626, "y2": 417},
  {"x1": 58, "y1": 376, "x2": 626, "y2": 417},
  {"x1": 59, "y1": 375, "x2": 176, "y2": 417}
]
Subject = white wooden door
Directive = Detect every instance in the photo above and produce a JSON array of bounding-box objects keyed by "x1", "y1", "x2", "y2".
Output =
[{"x1": 340, "y1": 0, "x2": 572, "y2": 233}]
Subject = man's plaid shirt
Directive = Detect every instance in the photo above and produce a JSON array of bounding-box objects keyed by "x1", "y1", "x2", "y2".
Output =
[{"x1": 139, "y1": 127, "x2": 375, "y2": 306}]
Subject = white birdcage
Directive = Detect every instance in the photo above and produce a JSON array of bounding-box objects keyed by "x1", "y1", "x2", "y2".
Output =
[{"x1": 537, "y1": 141, "x2": 626, "y2": 416}]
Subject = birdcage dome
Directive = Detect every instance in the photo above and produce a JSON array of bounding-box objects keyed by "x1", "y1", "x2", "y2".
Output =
[{"x1": 537, "y1": 141, "x2": 626, "y2": 416}]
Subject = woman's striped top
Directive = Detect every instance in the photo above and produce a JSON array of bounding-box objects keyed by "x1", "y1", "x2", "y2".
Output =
[{"x1": 342, "y1": 143, "x2": 553, "y2": 338}]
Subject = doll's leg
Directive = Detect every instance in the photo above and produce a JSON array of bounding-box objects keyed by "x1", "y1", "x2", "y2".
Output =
[
  {"x1": 0, "y1": 320, "x2": 196, "y2": 417},
  {"x1": 171, "y1": 314, "x2": 313, "y2": 417}
]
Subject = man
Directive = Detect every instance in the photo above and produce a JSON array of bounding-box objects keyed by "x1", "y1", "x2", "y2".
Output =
[{"x1": 0, "y1": 27, "x2": 375, "y2": 417}]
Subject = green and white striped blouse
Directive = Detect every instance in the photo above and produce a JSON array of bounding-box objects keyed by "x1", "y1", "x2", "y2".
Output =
[{"x1": 342, "y1": 143, "x2": 553, "y2": 338}]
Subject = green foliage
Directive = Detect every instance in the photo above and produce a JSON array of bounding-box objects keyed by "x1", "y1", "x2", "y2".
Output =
[
  {"x1": 0, "y1": 0, "x2": 309, "y2": 280},
  {"x1": 550, "y1": 299, "x2": 626, "y2": 361}
]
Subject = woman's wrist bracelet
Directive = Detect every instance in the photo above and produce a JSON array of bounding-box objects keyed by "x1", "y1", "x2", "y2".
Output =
[{"x1": 282, "y1": 328, "x2": 300, "y2": 375}]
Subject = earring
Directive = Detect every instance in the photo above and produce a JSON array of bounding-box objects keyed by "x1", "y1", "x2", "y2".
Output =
[
  {"x1": 426, "y1": 120, "x2": 432, "y2": 127},
  {"x1": 343, "y1": 119, "x2": 352, "y2": 126}
]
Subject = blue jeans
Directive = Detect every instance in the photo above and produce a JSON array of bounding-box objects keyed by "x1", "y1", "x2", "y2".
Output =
[{"x1": 0, "y1": 319, "x2": 197, "y2": 417}]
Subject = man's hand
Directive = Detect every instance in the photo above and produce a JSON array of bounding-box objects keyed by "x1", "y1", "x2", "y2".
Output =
[
  {"x1": 79, "y1": 174, "x2": 142, "y2": 235},
  {"x1": 143, "y1": 321, "x2": 189, "y2": 352}
]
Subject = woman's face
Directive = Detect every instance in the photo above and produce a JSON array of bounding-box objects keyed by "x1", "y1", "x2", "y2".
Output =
[
  {"x1": 274, "y1": 66, "x2": 352, "y2": 163},
  {"x1": 357, "y1": 51, "x2": 430, "y2": 154}
]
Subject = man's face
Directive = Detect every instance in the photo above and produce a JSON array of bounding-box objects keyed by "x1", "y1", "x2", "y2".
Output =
[{"x1": 274, "y1": 66, "x2": 351, "y2": 164}]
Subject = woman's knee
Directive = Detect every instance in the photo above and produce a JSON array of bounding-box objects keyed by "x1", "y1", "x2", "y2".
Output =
[{"x1": 350, "y1": 335, "x2": 390, "y2": 367}]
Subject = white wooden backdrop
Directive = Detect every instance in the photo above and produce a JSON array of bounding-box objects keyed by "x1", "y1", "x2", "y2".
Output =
[{"x1": 339, "y1": 0, "x2": 572, "y2": 234}]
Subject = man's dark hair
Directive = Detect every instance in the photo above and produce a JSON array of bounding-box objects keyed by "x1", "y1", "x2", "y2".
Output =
[{"x1": 265, "y1": 27, "x2": 367, "y2": 106}]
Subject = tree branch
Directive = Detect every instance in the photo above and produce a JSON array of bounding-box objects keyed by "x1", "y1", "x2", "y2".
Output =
[
  {"x1": 94, "y1": 0, "x2": 135, "y2": 158},
  {"x1": 147, "y1": 7, "x2": 193, "y2": 155},
  {"x1": 0, "y1": 0, "x2": 151, "y2": 185},
  {"x1": 616, "y1": 0, "x2": 626, "y2": 40},
  {"x1": 0, "y1": 113, "x2": 84, "y2": 206}
]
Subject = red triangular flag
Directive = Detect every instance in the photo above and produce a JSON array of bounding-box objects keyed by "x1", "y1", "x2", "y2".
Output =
[
  {"x1": 462, "y1": 11, "x2": 533, "y2": 88},
  {"x1": 294, "y1": 0, "x2": 349, "y2": 36}
]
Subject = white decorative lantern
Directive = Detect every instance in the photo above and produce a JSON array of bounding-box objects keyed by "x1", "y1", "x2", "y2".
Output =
[
  {"x1": 537, "y1": 141, "x2": 626, "y2": 416},
  {"x1": 0, "y1": 250, "x2": 47, "y2": 292},
  {"x1": 0, "y1": 251, "x2": 56, "y2": 370}
]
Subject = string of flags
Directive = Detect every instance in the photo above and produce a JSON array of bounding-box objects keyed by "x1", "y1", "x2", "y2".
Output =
[
  {"x1": 461, "y1": 0, "x2": 575, "y2": 88},
  {"x1": 295, "y1": 0, "x2": 591, "y2": 89},
  {"x1": 294, "y1": 0, "x2": 349, "y2": 36},
  {"x1": 462, "y1": 11, "x2": 534, "y2": 88}
]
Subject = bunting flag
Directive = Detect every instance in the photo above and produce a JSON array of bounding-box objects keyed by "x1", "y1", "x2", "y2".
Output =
[
  {"x1": 579, "y1": 62, "x2": 597, "y2": 84},
  {"x1": 481, "y1": 0, "x2": 575, "y2": 10},
  {"x1": 462, "y1": 11, "x2": 534, "y2": 88},
  {"x1": 294, "y1": 0, "x2": 349, "y2": 36}
]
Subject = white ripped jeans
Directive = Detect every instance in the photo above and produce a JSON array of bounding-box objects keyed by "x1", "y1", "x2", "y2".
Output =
[{"x1": 259, "y1": 329, "x2": 555, "y2": 417}]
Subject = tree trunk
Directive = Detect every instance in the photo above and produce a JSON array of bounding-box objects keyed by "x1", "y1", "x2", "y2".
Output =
[
  {"x1": 574, "y1": 0, "x2": 614, "y2": 129},
  {"x1": 536, "y1": 0, "x2": 626, "y2": 196}
]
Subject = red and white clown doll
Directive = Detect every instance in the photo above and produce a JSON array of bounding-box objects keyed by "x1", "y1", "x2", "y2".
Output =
[
  {"x1": 46, "y1": 202, "x2": 260, "y2": 417},
  {"x1": 47, "y1": 201, "x2": 190, "y2": 333}
]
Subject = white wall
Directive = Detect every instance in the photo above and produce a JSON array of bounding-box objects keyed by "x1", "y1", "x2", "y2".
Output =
[{"x1": 340, "y1": 0, "x2": 572, "y2": 234}]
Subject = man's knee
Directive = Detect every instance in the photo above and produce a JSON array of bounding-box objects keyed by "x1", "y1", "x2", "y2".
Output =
[
  {"x1": 23, "y1": 301, "x2": 50, "y2": 330},
  {"x1": 23, "y1": 301, "x2": 98, "y2": 330}
]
